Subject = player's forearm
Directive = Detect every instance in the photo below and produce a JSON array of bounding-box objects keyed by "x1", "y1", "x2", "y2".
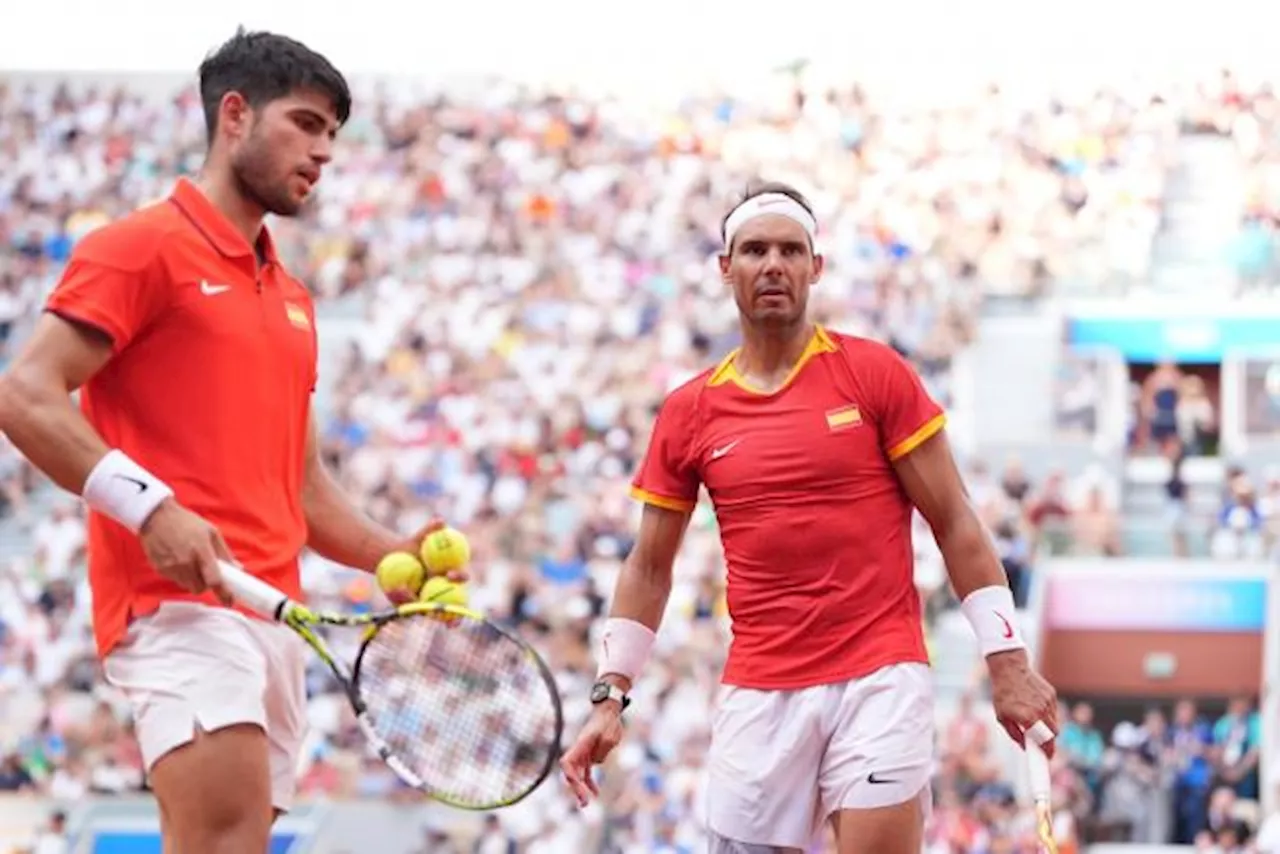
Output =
[
  {"x1": 598, "y1": 556, "x2": 673, "y2": 694},
  {"x1": 0, "y1": 367, "x2": 111, "y2": 494},
  {"x1": 935, "y1": 508, "x2": 1032, "y2": 668},
  {"x1": 608, "y1": 555, "x2": 673, "y2": 632},
  {"x1": 301, "y1": 462, "x2": 400, "y2": 572},
  {"x1": 935, "y1": 509, "x2": 1008, "y2": 600}
]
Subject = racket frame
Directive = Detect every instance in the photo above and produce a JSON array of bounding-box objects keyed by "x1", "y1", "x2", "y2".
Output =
[{"x1": 218, "y1": 561, "x2": 564, "y2": 809}]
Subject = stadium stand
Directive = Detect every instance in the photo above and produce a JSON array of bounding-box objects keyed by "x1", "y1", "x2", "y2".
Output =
[{"x1": 0, "y1": 66, "x2": 1273, "y2": 852}]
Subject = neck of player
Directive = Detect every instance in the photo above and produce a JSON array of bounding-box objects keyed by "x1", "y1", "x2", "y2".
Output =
[
  {"x1": 736, "y1": 318, "x2": 813, "y2": 387},
  {"x1": 195, "y1": 169, "x2": 266, "y2": 247}
]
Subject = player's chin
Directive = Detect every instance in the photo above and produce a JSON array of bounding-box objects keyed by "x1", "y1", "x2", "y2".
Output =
[
  {"x1": 265, "y1": 190, "x2": 307, "y2": 218},
  {"x1": 749, "y1": 300, "x2": 799, "y2": 324}
]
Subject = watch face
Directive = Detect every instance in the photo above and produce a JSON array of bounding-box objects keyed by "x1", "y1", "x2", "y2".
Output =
[{"x1": 591, "y1": 682, "x2": 610, "y2": 703}]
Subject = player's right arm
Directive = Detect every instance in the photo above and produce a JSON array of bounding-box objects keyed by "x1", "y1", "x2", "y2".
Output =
[
  {"x1": 597, "y1": 502, "x2": 692, "y2": 697},
  {"x1": 561, "y1": 387, "x2": 700, "y2": 805},
  {"x1": 597, "y1": 385, "x2": 701, "y2": 697},
  {"x1": 0, "y1": 313, "x2": 116, "y2": 492},
  {"x1": 0, "y1": 235, "x2": 232, "y2": 600}
]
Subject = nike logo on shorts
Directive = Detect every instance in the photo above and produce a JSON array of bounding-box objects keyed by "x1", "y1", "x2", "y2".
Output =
[{"x1": 867, "y1": 772, "x2": 897, "y2": 785}]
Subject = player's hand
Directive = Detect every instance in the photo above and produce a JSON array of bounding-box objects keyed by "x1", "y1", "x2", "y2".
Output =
[
  {"x1": 138, "y1": 498, "x2": 234, "y2": 605},
  {"x1": 560, "y1": 704, "x2": 625, "y2": 807},
  {"x1": 987, "y1": 649, "x2": 1058, "y2": 758}
]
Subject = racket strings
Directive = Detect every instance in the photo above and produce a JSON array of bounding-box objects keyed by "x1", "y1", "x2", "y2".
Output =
[{"x1": 356, "y1": 613, "x2": 559, "y2": 806}]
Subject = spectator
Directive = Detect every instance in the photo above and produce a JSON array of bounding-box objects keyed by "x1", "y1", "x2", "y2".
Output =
[
  {"x1": 0, "y1": 753, "x2": 33, "y2": 792},
  {"x1": 1164, "y1": 443, "x2": 1191, "y2": 558},
  {"x1": 1171, "y1": 699, "x2": 1217, "y2": 844},
  {"x1": 1213, "y1": 476, "x2": 1266, "y2": 560},
  {"x1": 1060, "y1": 702, "x2": 1107, "y2": 795},
  {"x1": 1068, "y1": 484, "x2": 1122, "y2": 557},
  {"x1": 1095, "y1": 721, "x2": 1151, "y2": 841},
  {"x1": 1025, "y1": 469, "x2": 1073, "y2": 557},
  {"x1": 28, "y1": 811, "x2": 67, "y2": 854},
  {"x1": 1176, "y1": 375, "x2": 1218, "y2": 457},
  {"x1": 1213, "y1": 697, "x2": 1262, "y2": 801},
  {"x1": 1139, "y1": 361, "x2": 1184, "y2": 452},
  {"x1": 1137, "y1": 707, "x2": 1177, "y2": 844}
]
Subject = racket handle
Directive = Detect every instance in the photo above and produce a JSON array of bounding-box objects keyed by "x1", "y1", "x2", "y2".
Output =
[
  {"x1": 1026, "y1": 740, "x2": 1052, "y2": 801},
  {"x1": 1026, "y1": 720, "x2": 1055, "y2": 747},
  {"x1": 218, "y1": 560, "x2": 291, "y2": 619}
]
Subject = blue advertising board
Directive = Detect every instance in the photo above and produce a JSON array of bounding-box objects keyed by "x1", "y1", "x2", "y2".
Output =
[
  {"x1": 1066, "y1": 316, "x2": 1280, "y2": 363},
  {"x1": 91, "y1": 833, "x2": 300, "y2": 854}
]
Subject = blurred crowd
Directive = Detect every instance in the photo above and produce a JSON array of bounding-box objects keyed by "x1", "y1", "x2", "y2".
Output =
[
  {"x1": 0, "y1": 63, "x2": 1273, "y2": 853},
  {"x1": 1073, "y1": 697, "x2": 1269, "y2": 853},
  {"x1": 1195, "y1": 69, "x2": 1280, "y2": 293},
  {"x1": 929, "y1": 693, "x2": 1268, "y2": 854}
]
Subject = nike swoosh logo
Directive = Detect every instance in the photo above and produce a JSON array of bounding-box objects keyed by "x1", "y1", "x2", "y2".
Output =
[
  {"x1": 200, "y1": 281, "x2": 231, "y2": 296},
  {"x1": 710, "y1": 440, "x2": 741, "y2": 460},
  {"x1": 995, "y1": 611, "x2": 1014, "y2": 639},
  {"x1": 867, "y1": 772, "x2": 897, "y2": 785},
  {"x1": 113, "y1": 475, "x2": 148, "y2": 494}
]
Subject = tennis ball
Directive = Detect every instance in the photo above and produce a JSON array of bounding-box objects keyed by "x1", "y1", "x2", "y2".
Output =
[
  {"x1": 419, "y1": 575, "x2": 468, "y2": 608},
  {"x1": 375, "y1": 551, "x2": 425, "y2": 601},
  {"x1": 420, "y1": 526, "x2": 471, "y2": 576}
]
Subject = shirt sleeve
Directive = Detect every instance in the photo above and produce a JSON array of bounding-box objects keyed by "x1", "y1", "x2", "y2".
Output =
[
  {"x1": 44, "y1": 226, "x2": 168, "y2": 352},
  {"x1": 867, "y1": 345, "x2": 947, "y2": 461},
  {"x1": 630, "y1": 389, "x2": 700, "y2": 513}
]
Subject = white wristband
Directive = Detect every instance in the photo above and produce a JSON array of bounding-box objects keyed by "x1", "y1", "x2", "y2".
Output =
[
  {"x1": 82, "y1": 450, "x2": 174, "y2": 533},
  {"x1": 960, "y1": 585, "x2": 1026, "y2": 657},
  {"x1": 596, "y1": 617, "x2": 657, "y2": 682}
]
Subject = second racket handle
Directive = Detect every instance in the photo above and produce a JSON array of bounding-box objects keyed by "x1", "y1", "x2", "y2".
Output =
[{"x1": 218, "y1": 560, "x2": 291, "y2": 619}]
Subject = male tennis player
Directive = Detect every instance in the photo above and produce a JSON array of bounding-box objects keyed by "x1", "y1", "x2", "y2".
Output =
[
  {"x1": 0, "y1": 30, "x2": 449, "y2": 854},
  {"x1": 561, "y1": 182, "x2": 1059, "y2": 854}
]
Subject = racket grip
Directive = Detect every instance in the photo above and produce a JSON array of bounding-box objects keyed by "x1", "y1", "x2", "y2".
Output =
[
  {"x1": 1026, "y1": 740, "x2": 1052, "y2": 801},
  {"x1": 1026, "y1": 720, "x2": 1055, "y2": 747},
  {"x1": 218, "y1": 560, "x2": 291, "y2": 619}
]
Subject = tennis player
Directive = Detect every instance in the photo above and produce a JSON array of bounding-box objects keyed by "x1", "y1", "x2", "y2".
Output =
[
  {"x1": 561, "y1": 181, "x2": 1059, "y2": 854},
  {"x1": 0, "y1": 30, "x2": 449, "y2": 854}
]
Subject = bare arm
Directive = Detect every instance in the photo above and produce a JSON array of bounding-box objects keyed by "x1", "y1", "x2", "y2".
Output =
[
  {"x1": 301, "y1": 412, "x2": 402, "y2": 572},
  {"x1": 601, "y1": 503, "x2": 693, "y2": 694},
  {"x1": 893, "y1": 430, "x2": 1038, "y2": 676},
  {"x1": 893, "y1": 430, "x2": 1007, "y2": 601},
  {"x1": 0, "y1": 313, "x2": 116, "y2": 493}
]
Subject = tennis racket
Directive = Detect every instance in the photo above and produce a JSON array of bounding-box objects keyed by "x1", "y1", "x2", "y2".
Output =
[
  {"x1": 218, "y1": 560, "x2": 564, "y2": 810},
  {"x1": 1025, "y1": 722, "x2": 1058, "y2": 854}
]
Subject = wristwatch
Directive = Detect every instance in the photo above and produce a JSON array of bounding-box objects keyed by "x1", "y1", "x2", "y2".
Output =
[{"x1": 590, "y1": 680, "x2": 631, "y2": 711}]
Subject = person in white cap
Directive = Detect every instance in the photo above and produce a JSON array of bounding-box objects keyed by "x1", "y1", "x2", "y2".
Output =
[{"x1": 561, "y1": 180, "x2": 1059, "y2": 853}]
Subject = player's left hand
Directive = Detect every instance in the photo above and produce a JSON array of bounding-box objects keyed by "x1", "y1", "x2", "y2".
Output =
[{"x1": 987, "y1": 649, "x2": 1058, "y2": 758}]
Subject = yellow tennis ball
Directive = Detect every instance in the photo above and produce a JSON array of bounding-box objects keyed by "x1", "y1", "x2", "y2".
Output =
[
  {"x1": 419, "y1": 575, "x2": 468, "y2": 608},
  {"x1": 420, "y1": 526, "x2": 471, "y2": 576},
  {"x1": 375, "y1": 551, "x2": 425, "y2": 600}
]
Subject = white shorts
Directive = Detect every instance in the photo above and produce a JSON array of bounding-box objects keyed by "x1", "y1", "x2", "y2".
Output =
[
  {"x1": 706, "y1": 663, "x2": 934, "y2": 850},
  {"x1": 102, "y1": 601, "x2": 309, "y2": 812}
]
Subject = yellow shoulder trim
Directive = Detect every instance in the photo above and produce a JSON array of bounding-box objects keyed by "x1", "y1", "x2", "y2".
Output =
[{"x1": 887, "y1": 413, "x2": 947, "y2": 461}]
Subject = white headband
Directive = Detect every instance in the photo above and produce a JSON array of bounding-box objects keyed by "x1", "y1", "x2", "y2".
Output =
[{"x1": 722, "y1": 192, "x2": 818, "y2": 249}]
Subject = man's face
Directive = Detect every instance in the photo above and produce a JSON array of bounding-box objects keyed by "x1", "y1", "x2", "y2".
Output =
[
  {"x1": 222, "y1": 88, "x2": 340, "y2": 217},
  {"x1": 718, "y1": 214, "x2": 823, "y2": 328}
]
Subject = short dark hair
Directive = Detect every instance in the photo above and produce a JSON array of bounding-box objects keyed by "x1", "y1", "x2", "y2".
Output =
[
  {"x1": 198, "y1": 28, "x2": 352, "y2": 144},
  {"x1": 719, "y1": 180, "x2": 816, "y2": 244}
]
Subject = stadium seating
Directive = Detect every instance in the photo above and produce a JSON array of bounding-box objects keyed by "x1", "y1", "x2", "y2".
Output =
[{"x1": 0, "y1": 69, "x2": 1272, "y2": 853}]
